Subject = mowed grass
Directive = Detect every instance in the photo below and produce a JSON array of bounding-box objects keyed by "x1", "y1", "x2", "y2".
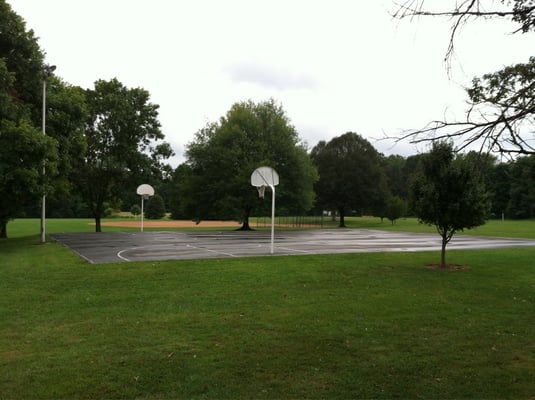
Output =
[{"x1": 1, "y1": 219, "x2": 535, "y2": 398}]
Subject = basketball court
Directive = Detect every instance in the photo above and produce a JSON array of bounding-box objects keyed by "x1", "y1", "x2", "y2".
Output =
[
  {"x1": 51, "y1": 229, "x2": 535, "y2": 264},
  {"x1": 52, "y1": 168, "x2": 535, "y2": 264}
]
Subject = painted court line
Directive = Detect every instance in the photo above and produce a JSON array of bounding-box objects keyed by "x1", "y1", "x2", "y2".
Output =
[{"x1": 185, "y1": 244, "x2": 238, "y2": 258}]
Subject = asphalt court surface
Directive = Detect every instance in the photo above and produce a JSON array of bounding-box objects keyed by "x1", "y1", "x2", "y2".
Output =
[{"x1": 51, "y1": 229, "x2": 535, "y2": 264}]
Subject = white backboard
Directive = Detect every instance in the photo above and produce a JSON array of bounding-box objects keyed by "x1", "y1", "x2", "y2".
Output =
[
  {"x1": 251, "y1": 166, "x2": 279, "y2": 187},
  {"x1": 136, "y1": 184, "x2": 155, "y2": 197}
]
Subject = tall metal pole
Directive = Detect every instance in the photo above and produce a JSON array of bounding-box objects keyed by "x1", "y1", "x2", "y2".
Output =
[
  {"x1": 40, "y1": 64, "x2": 56, "y2": 244},
  {"x1": 141, "y1": 196, "x2": 145, "y2": 232},
  {"x1": 40, "y1": 77, "x2": 47, "y2": 243},
  {"x1": 270, "y1": 184, "x2": 275, "y2": 254}
]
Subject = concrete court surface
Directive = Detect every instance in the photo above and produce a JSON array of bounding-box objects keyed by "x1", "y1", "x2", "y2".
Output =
[{"x1": 51, "y1": 229, "x2": 535, "y2": 264}]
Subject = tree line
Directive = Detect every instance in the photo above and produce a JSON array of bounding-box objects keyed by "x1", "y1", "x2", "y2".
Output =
[{"x1": 2, "y1": 0, "x2": 534, "y2": 242}]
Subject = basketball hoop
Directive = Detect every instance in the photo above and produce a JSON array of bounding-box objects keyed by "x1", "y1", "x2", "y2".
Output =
[
  {"x1": 257, "y1": 185, "x2": 266, "y2": 199},
  {"x1": 250, "y1": 166, "x2": 279, "y2": 254},
  {"x1": 136, "y1": 184, "x2": 155, "y2": 232}
]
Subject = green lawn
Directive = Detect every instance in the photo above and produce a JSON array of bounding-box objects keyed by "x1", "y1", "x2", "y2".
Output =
[
  {"x1": 343, "y1": 216, "x2": 535, "y2": 239},
  {"x1": 1, "y1": 219, "x2": 535, "y2": 398}
]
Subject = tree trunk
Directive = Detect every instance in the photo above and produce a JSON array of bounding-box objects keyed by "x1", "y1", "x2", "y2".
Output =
[
  {"x1": 0, "y1": 219, "x2": 7, "y2": 239},
  {"x1": 440, "y1": 234, "x2": 448, "y2": 268},
  {"x1": 338, "y1": 208, "x2": 346, "y2": 228},
  {"x1": 95, "y1": 215, "x2": 102, "y2": 232},
  {"x1": 237, "y1": 207, "x2": 254, "y2": 231},
  {"x1": 238, "y1": 220, "x2": 253, "y2": 231}
]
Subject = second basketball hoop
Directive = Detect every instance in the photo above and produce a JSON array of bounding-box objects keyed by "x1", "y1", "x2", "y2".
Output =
[
  {"x1": 251, "y1": 166, "x2": 279, "y2": 189},
  {"x1": 250, "y1": 166, "x2": 279, "y2": 254}
]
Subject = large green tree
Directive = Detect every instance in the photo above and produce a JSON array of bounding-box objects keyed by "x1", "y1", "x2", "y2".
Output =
[
  {"x1": 310, "y1": 132, "x2": 388, "y2": 227},
  {"x1": 0, "y1": 120, "x2": 57, "y2": 238},
  {"x1": 177, "y1": 99, "x2": 317, "y2": 229},
  {"x1": 44, "y1": 77, "x2": 87, "y2": 203},
  {"x1": 0, "y1": 2, "x2": 58, "y2": 238},
  {"x1": 410, "y1": 142, "x2": 490, "y2": 268},
  {"x1": 0, "y1": 0, "x2": 44, "y2": 121},
  {"x1": 75, "y1": 78, "x2": 172, "y2": 232}
]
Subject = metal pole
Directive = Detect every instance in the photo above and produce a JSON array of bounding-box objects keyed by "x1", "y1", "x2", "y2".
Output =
[
  {"x1": 40, "y1": 78, "x2": 47, "y2": 243},
  {"x1": 40, "y1": 65, "x2": 55, "y2": 244},
  {"x1": 141, "y1": 196, "x2": 144, "y2": 232},
  {"x1": 270, "y1": 184, "x2": 275, "y2": 254}
]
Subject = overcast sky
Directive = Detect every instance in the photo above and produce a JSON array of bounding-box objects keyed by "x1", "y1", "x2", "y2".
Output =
[{"x1": 9, "y1": 0, "x2": 534, "y2": 166}]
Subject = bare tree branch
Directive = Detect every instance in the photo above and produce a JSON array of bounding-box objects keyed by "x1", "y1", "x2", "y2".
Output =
[
  {"x1": 390, "y1": 1, "x2": 535, "y2": 157},
  {"x1": 392, "y1": 1, "x2": 535, "y2": 68}
]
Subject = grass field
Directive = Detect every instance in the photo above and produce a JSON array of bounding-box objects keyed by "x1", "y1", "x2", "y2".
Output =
[{"x1": 1, "y1": 218, "x2": 535, "y2": 398}]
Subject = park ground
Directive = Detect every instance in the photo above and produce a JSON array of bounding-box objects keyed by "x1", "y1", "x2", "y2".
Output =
[{"x1": 1, "y1": 217, "x2": 534, "y2": 398}]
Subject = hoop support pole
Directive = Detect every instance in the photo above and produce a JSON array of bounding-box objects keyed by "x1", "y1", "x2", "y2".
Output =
[
  {"x1": 270, "y1": 184, "x2": 275, "y2": 254},
  {"x1": 141, "y1": 196, "x2": 144, "y2": 232}
]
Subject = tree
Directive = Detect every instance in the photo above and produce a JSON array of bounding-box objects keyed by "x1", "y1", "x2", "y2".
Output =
[
  {"x1": 130, "y1": 204, "x2": 141, "y2": 217},
  {"x1": 0, "y1": 0, "x2": 44, "y2": 122},
  {"x1": 385, "y1": 196, "x2": 407, "y2": 225},
  {"x1": 0, "y1": 2, "x2": 58, "y2": 238},
  {"x1": 75, "y1": 78, "x2": 171, "y2": 232},
  {"x1": 487, "y1": 161, "x2": 511, "y2": 218},
  {"x1": 506, "y1": 155, "x2": 535, "y2": 218},
  {"x1": 394, "y1": 1, "x2": 535, "y2": 157},
  {"x1": 382, "y1": 154, "x2": 409, "y2": 199},
  {"x1": 178, "y1": 99, "x2": 317, "y2": 229},
  {"x1": 145, "y1": 194, "x2": 166, "y2": 219},
  {"x1": 0, "y1": 120, "x2": 57, "y2": 238},
  {"x1": 168, "y1": 163, "x2": 193, "y2": 220},
  {"x1": 394, "y1": 1, "x2": 535, "y2": 65},
  {"x1": 43, "y1": 78, "x2": 87, "y2": 208},
  {"x1": 399, "y1": 58, "x2": 535, "y2": 157},
  {"x1": 310, "y1": 132, "x2": 388, "y2": 227},
  {"x1": 410, "y1": 142, "x2": 490, "y2": 268}
]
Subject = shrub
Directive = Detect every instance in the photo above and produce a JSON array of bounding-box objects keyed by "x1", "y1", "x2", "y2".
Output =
[{"x1": 145, "y1": 194, "x2": 166, "y2": 219}]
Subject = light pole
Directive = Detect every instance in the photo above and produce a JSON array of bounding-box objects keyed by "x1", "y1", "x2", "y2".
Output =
[{"x1": 41, "y1": 64, "x2": 56, "y2": 244}]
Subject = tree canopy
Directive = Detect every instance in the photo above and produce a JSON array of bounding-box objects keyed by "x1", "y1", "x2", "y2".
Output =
[
  {"x1": 176, "y1": 99, "x2": 317, "y2": 229},
  {"x1": 75, "y1": 78, "x2": 172, "y2": 232},
  {"x1": 0, "y1": 1, "x2": 58, "y2": 238},
  {"x1": 0, "y1": 0, "x2": 44, "y2": 120},
  {"x1": 0, "y1": 120, "x2": 57, "y2": 238},
  {"x1": 311, "y1": 132, "x2": 388, "y2": 227}
]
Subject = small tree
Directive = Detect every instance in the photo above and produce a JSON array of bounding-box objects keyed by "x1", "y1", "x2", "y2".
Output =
[
  {"x1": 386, "y1": 196, "x2": 407, "y2": 225},
  {"x1": 145, "y1": 194, "x2": 166, "y2": 219},
  {"x1": 410, "y1": 142, "x2": 490, "y2": 268},
  {"x1": 130, "y1": 204, "x2": 141, "y2": 217}
]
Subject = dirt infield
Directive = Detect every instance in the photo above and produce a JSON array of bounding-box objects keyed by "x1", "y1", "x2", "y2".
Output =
[{"x1": 101, "y1": 220, "x2": 242, "y2": 228}]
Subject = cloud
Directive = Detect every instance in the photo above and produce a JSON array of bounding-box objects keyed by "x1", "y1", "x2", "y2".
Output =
[{"x1": 224, "y1": 62, "x2": 318, "y2": 91}]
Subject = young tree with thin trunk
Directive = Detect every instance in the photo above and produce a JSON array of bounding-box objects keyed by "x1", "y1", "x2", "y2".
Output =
[{"x1": 410, "y1": 142, "x2": 490, "y2": 268}]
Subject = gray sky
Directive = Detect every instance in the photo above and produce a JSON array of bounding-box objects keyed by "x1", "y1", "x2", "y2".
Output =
[{"x1": 9, "y1": 0, "x2": 534, "y2": 166}]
